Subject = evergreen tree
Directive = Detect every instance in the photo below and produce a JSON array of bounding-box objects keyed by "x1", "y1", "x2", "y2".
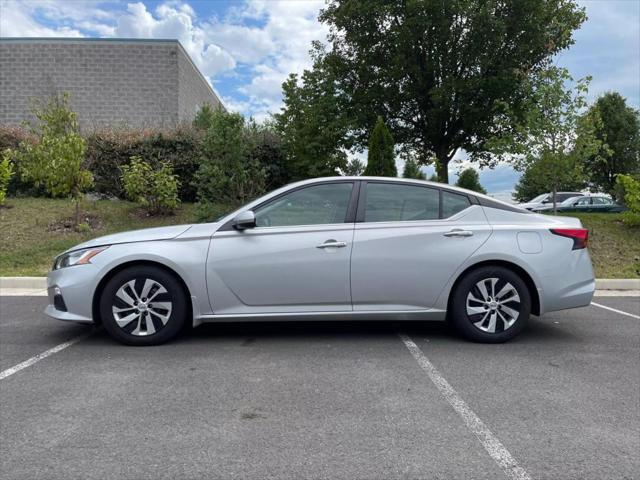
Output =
[
  {"x1": 402, "y1": 159, "x2": 426, "y2": 180},
  {"x1": 455, "y1": 168, "x2": 486, "y2": 194},
  {"x1": 364, "y1": 117, "x2": 396, "y2": 177}
]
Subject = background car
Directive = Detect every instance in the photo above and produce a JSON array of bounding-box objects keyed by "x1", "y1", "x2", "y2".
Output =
[
  {"x1": 533, "y1": 195, "x2": 626, "y2": 213},
  {"x1": 45, "y1": 177, "x2": 596, "y2": 346},
  {"x1": 518, "y1": 192, "x2": 584, "y2": 210}
]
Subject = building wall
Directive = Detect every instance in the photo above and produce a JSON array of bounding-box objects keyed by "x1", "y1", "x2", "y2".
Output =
[
  {"x1": 0, "y1": 39, "x2": 222, "y2": 129},
  {"x1": 177, "y1": 46, "x2": 223, "y2": 124}
]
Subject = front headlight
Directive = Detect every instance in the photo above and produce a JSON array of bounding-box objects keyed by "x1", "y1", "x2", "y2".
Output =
[{"x1": 53, "y1": 246, "x2": 109, "y2": 270}]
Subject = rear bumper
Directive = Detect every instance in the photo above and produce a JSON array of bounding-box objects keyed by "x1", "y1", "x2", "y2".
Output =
[{"x1": 540, "y1": 249, "x2": 595, "y2": 314}]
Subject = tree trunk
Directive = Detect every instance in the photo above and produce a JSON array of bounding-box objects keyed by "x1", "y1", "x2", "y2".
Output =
[
  {"x1": 435, "y1": 157, "x2": 449, "y2": 184},
  {"x1": 552, "y1": 183, "x2": 557, "y2": 215},
  {"x1": 75, "y1": 197, "x2": 81, "y2": 229}
]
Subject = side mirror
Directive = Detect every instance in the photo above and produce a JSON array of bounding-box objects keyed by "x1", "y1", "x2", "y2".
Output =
[{"x1": 233, "y1": 210, "x2": 256, "y2": 230}]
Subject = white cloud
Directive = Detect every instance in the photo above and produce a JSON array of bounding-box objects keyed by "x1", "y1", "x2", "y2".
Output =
[{"x1": 0, "y1": 0, "x2": 84, "y2": 37}]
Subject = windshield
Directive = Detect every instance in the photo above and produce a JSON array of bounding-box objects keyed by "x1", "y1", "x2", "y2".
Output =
[{"x1": 528, "y1": 193, "x2": 548, "y2": 203}]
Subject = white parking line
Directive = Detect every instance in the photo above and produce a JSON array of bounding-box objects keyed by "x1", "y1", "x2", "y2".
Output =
[
  {"x1": 399, "y1": 333, "x2": 532, "y2": 480},
  {"x1": 591, "y1": 302, "x2": 639, "y2": 319},
  {"x1": 0, "y1": 331, "x2": 92, "y2": 380}
]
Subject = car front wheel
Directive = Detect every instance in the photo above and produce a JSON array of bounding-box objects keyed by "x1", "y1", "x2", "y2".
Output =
[
  {"x1": 449, "y1": 266, "x2": 531, "y2": 343},
  {"x1": 99, "y1": 265, "x2": 187, "y2": 346}
]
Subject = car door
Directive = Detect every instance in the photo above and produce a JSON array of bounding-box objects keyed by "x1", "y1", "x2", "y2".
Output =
[
  {"x1": 350, "y1": 181, "x2": 492, "y2": 311},
  {"x1": 206, "y1": 181, "x2": 357, "y2": 315}
]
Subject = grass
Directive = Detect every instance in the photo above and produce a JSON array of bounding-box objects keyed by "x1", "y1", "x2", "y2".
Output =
[
  {"x1": 0, "y1": 197, "x2": 210, "y2": 276},
  {"x1": 554, "y1": 212, "x2": 640, "y2": 278},
  {"x1": 1, "y1": 198, "x2": 639, "y2": 278}
]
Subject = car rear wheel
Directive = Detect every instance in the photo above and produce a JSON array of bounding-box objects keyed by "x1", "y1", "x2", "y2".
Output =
[
  {"x1": 99, "y1": 265, "x2": 187, "y2": 346},
  {"x1": 449, "y1": 266, "x2": 531, "y2": 343}
]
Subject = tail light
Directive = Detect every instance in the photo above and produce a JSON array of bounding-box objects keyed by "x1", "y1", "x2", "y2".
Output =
[{"x1": 550, "y1": 228, "x2": 589, "y2": 250}]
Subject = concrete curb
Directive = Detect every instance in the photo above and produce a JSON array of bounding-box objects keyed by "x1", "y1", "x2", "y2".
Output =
[
  {"x1": 0, "y1": 277, "x2": 47, "y2": 289},
  {"x1": 1, "y1": 277, "x2": 639, "y2": 291}
]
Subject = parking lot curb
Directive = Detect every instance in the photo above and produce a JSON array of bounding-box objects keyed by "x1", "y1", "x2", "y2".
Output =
[
  {"x1": 0, "y1": 277, "x2": 47, "y2": 289},
  {"x1": 1, "y1": 277, "x2": 639, "y2": 293}
]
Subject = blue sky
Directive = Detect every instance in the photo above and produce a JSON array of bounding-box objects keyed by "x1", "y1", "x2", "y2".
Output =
[{"x1": 1, "y1": 0, "x2": 638, "y2": 198}]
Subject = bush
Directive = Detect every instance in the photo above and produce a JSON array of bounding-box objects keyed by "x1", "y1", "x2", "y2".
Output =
[
  {"x1": 197, "y1": 110, "x2": 266, "y2": 209},
  {"x1": 616, "y1": 174, "x2": 640, "y2": 226},
  {"x1": 0, "y1": 125, "x2": 44, "y2": 196},
  {"x1": 85, "y1": 126, "x2": 202, "y2": 201},
  {"x1": 121, "y1": 156, "x2": 180, "y2": 215},
  {"x1": 0, "y1": 151, "x2": 14, "y2": 205}
]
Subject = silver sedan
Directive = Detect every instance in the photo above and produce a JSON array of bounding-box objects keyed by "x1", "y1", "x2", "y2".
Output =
[{"x1": 46, "y1": 177, "x2": 595, "y2": 345}]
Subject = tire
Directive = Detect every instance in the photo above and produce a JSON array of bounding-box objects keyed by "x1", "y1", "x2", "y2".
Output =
[
  {"x1": 449, "y1": 266, "x2": 531, "y2": 343},
  {"x1": 99, "y1": 265, "x2": 187, "y2": 346}
]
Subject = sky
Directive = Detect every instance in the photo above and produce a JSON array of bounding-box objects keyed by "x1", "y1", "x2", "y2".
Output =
[{"x1": 1, "y1": 0, "x2": 639, "y2": 199}]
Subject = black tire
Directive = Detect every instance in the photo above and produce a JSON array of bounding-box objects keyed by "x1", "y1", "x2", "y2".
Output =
[
  {"x1": 449, "y1": 266, "x2": 531, "y2": 343},
  {"x1": 99, "y1": 265, "x2": 187, "y2": 346}
]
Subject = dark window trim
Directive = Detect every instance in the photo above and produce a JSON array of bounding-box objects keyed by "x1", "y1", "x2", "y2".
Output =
[
  {"x1": 219, "y1": 179, "x2": 358, "y2": 231},
  {"x1": 476, "y1": 196, "x2": 532, "y2": 214},
  {"x1": 356, "y1": 180, "x2": 475, "y2": 223}
]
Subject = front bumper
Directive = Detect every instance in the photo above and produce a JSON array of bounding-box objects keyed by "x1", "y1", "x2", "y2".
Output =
[{"x1": 45, "y1": 264, "x2": 99, "y2": 324}]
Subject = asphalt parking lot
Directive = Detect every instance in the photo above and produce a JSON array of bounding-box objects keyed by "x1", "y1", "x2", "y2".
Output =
[{"x1": 1, "y1": 296, "x2": 638, "y2": 480}]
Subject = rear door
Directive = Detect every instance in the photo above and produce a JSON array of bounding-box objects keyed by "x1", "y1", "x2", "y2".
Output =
[{"x1": 350, "y1": 181, "x2": 492, "y2": 311}]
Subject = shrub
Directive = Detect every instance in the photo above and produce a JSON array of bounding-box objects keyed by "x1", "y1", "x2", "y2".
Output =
[
  {"x1": 197, "y1": 110, "x2": 266, "y2": 209},
  {"x1": 121, "y1": 156, "x2": 180, "y2": 215},
  {"x1": 0, "y1": 151, "x2": 14, "y2": 205},
  {"x1": 616, "y1": 174, "x2": 640, "y2": 227},
  {"x1": 84, "y1": 126, "x2": 202, "y2": 201}
]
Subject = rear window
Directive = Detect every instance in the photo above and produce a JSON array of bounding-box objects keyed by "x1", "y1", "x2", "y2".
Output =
[{"x1": 442, "y1": 191, "x2": 471, "y2": 218}]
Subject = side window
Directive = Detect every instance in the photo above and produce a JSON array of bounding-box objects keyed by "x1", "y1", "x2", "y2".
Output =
[
  {"x1": 576, "y1": 197, "x2": 591, "y2": 206},
  {"x1": 254, "y1": 183, "x2": 353, "y2": 227},
  {"x1": 592, "y1": 197, "x2": 608, "y2": 205},
  {"x1": 442, "y1": 191, "x2": 471, "y2": 218},
  {"x1": 363, "y1": 183, "x2": 439, "y2": 222},
  {"x1": 557, "y1": 193, "x2": 577, "y2": 202}
]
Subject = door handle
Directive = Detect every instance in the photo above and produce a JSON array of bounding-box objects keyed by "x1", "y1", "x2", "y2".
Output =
[
  {"x1": 443, "y1": 229, "x2": 474, "y2": 237},
  {"x1": 316, "y1": 240, "x2": 347, "y2": 249}
]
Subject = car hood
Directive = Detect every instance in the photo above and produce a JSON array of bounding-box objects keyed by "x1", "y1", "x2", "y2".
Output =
[
  {"x1": 67, "y1": 224, "x2": 194, "y2": 252},
  {"x1": 518, "y1": 202, "x2": 540, "y2": 209}
]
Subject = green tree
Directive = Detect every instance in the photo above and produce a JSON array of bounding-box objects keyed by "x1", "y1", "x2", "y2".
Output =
[
  {"x1": 513, "y1": 158, "x2": 584, "y2": 202},
  {"x1": 364, "y1": 117, "x2": 397, "y2": 176},
  {"x1": 246, "y1": 119, "x2": 290, "y2": 190},
  {"x1": 455, "y1": 168, "x2": 486, "y2": 194},
  {"x1": 343, "y1": 158, "x2": 365, "y2": 176},
  {"x1": 616, "y1": 174, "x2": 640, "y2": 226},
  {"x1": 193, "y1": 103, "x2": 217, "y2": 130},
  {"x1": 402, "y1": 159, "x2": 426, "y2": 180},
  {"x1": 584, "y1": 92, "x2": 640, "y2": 197},
  {"x1": 196, "y1": 110, "x2": 266, "y2": 213},
  {"x1": 274, "y1": 66, "x2": 348, "y2": 180},
  {"x1": 12, "y1": 93, "x2": 92, "y2": 227},
  {"x1": 512, "y1": 67, "x2": 602, "y2": 212},
  {"x1": 314, "y1": 0, "x2": 586, "y2": 182},
  {"x1": 0, "y1": 151, "x2": 14, "y2": 205},
  {"x1": 428, "y1": 173, "x2": 439, "y2": 182}
]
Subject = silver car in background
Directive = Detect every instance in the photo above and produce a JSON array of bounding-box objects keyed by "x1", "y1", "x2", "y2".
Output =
[{"x1": 45, "y1": 177, "x2": 595, "y2": 345}]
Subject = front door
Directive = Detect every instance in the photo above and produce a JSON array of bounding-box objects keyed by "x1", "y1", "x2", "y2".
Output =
[{"x1": 207, "y1": 182, "x2": 356, "y2": 315}]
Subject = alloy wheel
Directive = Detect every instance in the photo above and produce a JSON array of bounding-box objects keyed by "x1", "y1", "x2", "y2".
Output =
[
  {"x1": 465, "y1": 277, "x2": 521, "y2": 333},
  {"x1": 112, "y1": 278, "x2": 173, "y2": 336}
]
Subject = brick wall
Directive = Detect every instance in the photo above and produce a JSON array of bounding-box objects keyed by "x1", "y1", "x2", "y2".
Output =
[{"x1": 0, "y1": 39, "x2": 222, "y2": 129}]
